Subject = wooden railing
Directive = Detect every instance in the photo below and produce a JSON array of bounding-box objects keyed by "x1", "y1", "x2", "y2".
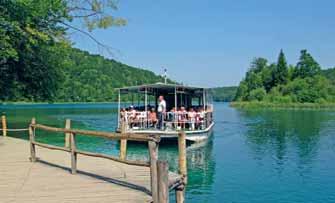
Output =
[
  {"x1": 1, "y1": 114, "x2": 29, "y2": 136},
  {"x1": 28, "y1": 118, "x2": 187, "y2": 203}
]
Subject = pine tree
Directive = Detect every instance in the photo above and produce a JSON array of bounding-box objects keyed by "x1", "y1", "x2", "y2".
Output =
[
  {"x1": 294, "y1": 50, "x2": 321, "y2": 78},
  {"x1": 273, "y1": 49, "x2": 289, "y2": 85}
]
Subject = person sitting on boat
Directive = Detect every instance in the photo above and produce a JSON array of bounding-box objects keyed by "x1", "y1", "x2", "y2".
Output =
[
  {"x1": 199, "y1": 107, "x2": 206, "y2": 129},
  {"x1": 157, "y1": 95, "x2": 166, "y2": 130},
  {"x1": 178, "y1": 106, "x2": 187, "y2": 129},
  {"x1": 120, "y1": 108, "x2": 127, "y2": 126},
  {"x1": 195, "y1": 108, "x2": 201, "y2": 129},
  {"x1": 169, "y1": 107, "x2": 178, "y2": 128},
  {"x1": 148, "y1": 108, "x2": 158, "y2": 127},
  {"x1": 188, "y1": 108, "x2": 196, "y2": 130},
  {"x1": 128, "y1": 105, "x2": 137, "y2": 128}
]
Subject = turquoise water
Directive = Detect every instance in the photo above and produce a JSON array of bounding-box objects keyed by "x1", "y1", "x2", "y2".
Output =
[{"x1": 1, "y1": 103, "x2": 335, "y2": 202}]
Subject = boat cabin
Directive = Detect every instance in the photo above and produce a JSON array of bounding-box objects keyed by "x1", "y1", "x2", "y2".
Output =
[{"x1": 116, "y1": 83, "x2": 214, "y2": 140}]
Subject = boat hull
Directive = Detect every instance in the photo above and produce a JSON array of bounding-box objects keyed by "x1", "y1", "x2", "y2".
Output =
[{"x1": 122, "y1": 122, "x2": 214, "y2": 142}]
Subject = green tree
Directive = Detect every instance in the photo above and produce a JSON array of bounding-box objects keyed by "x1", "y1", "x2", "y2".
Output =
[
  {"x1": 250, "y1": 57, "x2": 268, "y2": 73},
  {"x1": 234, "y1": 81, "x2": 248, "y2": 101},
  {"x1": 261, "y1": 63, "x2": 275, "y2": 92},
  {"x1": 273, "y1": 50, "x2": 288, "y2": 85},
  {"x1": 233, "y1": 50, "x2": 335, "y2": 104},
  {"x1": 0, "y1": 0, "x2": 127, "y2": 102},
  {"x1": 294, "y1": 50, "x2": 321, "y2": 79},
  {"x1": 248, "y1": 87, "x2": 266, "y2": 101},
  {"x1": 245, "y1": 71, "x2": 263, "y2": 92},
  {"x1": 0, "y1": 0, "x2": 69, "y2": 101}
]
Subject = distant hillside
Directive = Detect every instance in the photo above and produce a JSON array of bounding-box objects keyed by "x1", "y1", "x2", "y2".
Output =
[
  {"x1": 211, "y1": 86, "x2": 238, "y2": 102},
  {"x1": 56, "y1": 48, "x2": 170, "y2": 102}
]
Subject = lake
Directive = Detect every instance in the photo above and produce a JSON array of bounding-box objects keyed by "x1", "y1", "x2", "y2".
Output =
[{"x1": 1, "y1": 102, "x2": 335, "y2": 203}]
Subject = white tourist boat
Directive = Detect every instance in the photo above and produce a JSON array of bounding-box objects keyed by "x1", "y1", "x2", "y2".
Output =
[{"x1": 116, "y1": 83, "x2": 214, "y2": 142}]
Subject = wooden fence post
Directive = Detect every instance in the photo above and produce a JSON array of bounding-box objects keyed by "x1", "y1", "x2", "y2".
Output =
[
  {"x1": 65, "y1": 119, "x2": 71, "y2": 148},
  {"x1": 148, "y1": 140, "x2": 159, "y2": 203},
  {"x1": 119, "y1": 121, "x2": 127, "y2": 160},
  {"x1": 1, "y1": 114, "x2": 7, "y2": 137},
  {"x1": 157, "y1": 160, "x2": 169, "y2": 203},
  {"x1": 176, "y1": 131, "x2": 187, "y2": 203},
  {"x1": 29, "y1": 118, "x2": 36, "y2": 162},
  {"x1": 70, "y1": 133, "x2": 77, "y2": 174}
]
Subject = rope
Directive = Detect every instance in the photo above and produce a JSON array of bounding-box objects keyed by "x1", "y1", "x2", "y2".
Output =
[{"x1": 0, "y1": 128, "x2": 29, "y2": 132}]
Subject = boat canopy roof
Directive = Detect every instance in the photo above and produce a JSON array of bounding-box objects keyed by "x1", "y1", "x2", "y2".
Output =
[{"x1": 117, "y1": 82, "x2": 207, "y2": 93}]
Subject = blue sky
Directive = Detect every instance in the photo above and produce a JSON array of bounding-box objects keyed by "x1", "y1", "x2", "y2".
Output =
[{"x1": 71, "y1": 0, "x2": 335, "y2": 87}]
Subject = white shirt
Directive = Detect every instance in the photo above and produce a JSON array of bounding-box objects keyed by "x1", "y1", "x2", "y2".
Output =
[{"x1": 158, "y1": 100, "x2": 166, "y2": 112}]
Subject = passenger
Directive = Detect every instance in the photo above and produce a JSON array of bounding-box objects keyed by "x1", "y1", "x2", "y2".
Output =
[
  {"x1": 179, "y1": 106, "x2": 187, "y2": 129},
  {"x1": 148, "y1": 108, "x2": 158, "y2": 127},
  {"x1": 129, "y1": 106, "x2": 137, "y2": 128},
  {"x1": 157, "y1": 95, "x2": 166, "y2": 130},
  {"x1": 199, "y1": 107, "x2": 206, "y2": 129},
  {"x1": 188, "y1": 108, "x2": 196, "y2": 130},
  {"x1": 120, "y1": 108, "x2": 126, "y2": 121},
  {"x1": 195, "y1": 108, "x2": 203, "y2": 129},
  {"x1": 170, "y1": 107, "x2": 178, "y2": 128}
]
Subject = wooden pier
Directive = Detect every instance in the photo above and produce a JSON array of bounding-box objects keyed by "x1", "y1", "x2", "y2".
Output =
[{"x1": 0, "y1": 116, "x2": 187, "y2": 203}]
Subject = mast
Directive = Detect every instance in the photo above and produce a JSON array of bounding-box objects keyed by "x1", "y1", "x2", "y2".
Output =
[
  {"x1": 163, "y1": 68, "x2": 167, "y2": 84},
  {"x1": 117, "y1": 89, "x2": 121, "y2": 128},
  {"x1": 175, "y1": 86, "x2": 177, "y2": 110},
  {"x1": 203, "y1": 88, "x2": 206, "y2": 110},
  {"x1": 145, "y1": 87, "x2": 148, "y2": 128}
]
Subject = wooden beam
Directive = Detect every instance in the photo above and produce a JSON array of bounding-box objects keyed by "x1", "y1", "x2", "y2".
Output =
[
  {"x1": 148, "y1": 141, "x2": 159, "y2": 203},
  {"x1": 29, "y1": 118, "x2": 36, "y2": 162},
  {"x1": 176, "y1": 131, "x2": 187, "y2": 203},
  {"x1": 178, "y1": 131, "x2": 187, "y2": 182},
  {"x1": 32, "y1": 124, "x2": 159, "y2": 142},
  {"x1": 157, "y1": 160, "x2": 169, "y2": 203},
  {"x1": 64, "y1": 119, "x2": 71, "y2": 148},
  {"x1": 176, "y1": 186, "x2": 185, "y2": 203},
  {"x1": 33, "y1": 141, "x2": 70, "y2": 152},
  {"x1": 76, "y1": 150, "x2": 150, "y2": 167},
  {"x1": 119, "y1": 121, "x2": 127, "y2": 160},
  {"x1": 70, "y1": 133, "x2": 77, "y2": 174},
  {"x1": 1, "y1": 115, "x2": 7, "y2": 137}
]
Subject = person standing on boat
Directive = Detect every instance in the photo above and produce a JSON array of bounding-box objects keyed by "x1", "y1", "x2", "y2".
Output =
[{"x1": 157, "y1": 95, "x2": 166, "y2": 130}]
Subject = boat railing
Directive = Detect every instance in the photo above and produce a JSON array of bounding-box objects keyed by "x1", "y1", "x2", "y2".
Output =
[{"x1": 120, "y1": 111, "x2": 213, "y2": 131}]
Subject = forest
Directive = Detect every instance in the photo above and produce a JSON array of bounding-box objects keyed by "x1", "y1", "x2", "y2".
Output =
[
  {"x1": 2, "y1": 1, "x2": 335, "y2": 105},
  {"x1": 233, "y1": 49, "x2": 335, "y2": 106},
  {"x1": 0, "y1": 0, "x2": 166, "y2": 102},
  {"x1": 211, "y1": 86, "x2": 237, "y2": 102}
]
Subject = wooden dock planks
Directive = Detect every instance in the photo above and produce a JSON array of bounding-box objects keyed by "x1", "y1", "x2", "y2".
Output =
[{"x1": 0, "y1": 137, "x2": 152, "y2": 203}]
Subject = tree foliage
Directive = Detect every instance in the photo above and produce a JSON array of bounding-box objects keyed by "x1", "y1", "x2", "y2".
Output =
[
  {"x1": 321, "y1": 67, "x2": 335, "y2": 85},
  {"x1": 293, "y1": 50, "x2": 321, "y2": 79},
  {"x1": 0, "y1": 0, "x2": 69, "y2": 101},
  {"x1": 0, "y1": 0, "x2": 130, "y2": 102},
  {"x1": 55, "y1": 48, "x2": 168, "y2": 102},
  {"x1": 234, "y1": 50, "x2": 335, "y2": 104},
  {"x1": 211, "y1": 86, "x2": 238, "y2": 102},
  {"x1": 273, "y1": 50, "x2": 288, "y2": 85}
]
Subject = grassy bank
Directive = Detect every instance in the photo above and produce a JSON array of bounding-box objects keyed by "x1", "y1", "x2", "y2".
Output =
[{"x1": 230, "y1": 101, "x2": 335, "y2": 109}]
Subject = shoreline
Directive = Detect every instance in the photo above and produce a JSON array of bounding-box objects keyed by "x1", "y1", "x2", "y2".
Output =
[
  {"x1": 0, "y1": 101, "x2": 119, "y2": 105},
  {"x1": 230, "y1": 101, "x2": 335, "y2": 109}
]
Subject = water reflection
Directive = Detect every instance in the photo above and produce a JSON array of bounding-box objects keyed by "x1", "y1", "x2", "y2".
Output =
[
  {"x1": 187, "y1": 135, "x2": 215, "y2": 194},
  {"x1": 240, "y1": 109, "x2": 335, "y2": 172}
]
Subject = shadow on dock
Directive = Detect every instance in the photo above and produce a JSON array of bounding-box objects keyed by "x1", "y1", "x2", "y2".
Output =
[{"x1": 37, "y1": 158, "x2": 152, "y2": 196}]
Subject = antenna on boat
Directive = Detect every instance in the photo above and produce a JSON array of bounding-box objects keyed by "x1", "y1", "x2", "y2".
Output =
[{"x1": 163, "y1": 68, "x2": 168, "y2": 84}]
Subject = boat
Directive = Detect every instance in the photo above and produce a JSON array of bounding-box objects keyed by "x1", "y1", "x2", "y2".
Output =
[{"x1": 116, "y1": 82, "x2": 214, "y2": 142}]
